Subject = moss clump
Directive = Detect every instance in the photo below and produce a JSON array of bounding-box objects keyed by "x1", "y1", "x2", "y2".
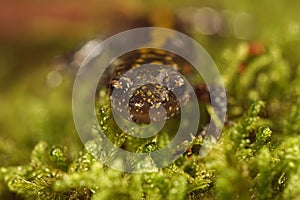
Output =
[{"x1": 2, "y1": 97, "x2": 300, "y2": 199}]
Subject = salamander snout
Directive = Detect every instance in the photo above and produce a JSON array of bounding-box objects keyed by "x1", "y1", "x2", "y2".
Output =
[{"x1": 129, "y1": 83, "x2": 180, "y2": 123}]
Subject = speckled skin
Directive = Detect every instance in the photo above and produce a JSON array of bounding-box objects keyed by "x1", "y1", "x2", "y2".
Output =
[{"x1": 108, "y1": 48, "x2": 192, "y2": 124}]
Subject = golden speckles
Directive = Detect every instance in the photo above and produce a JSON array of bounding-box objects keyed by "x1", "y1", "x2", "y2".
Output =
[
  {"x1": 165, "y1": 96, "x2": 170, "y2": 102},
  {"x1": 117, "y1": 71, "x2": 122, "y2": 76},
  {"x1": 172, "y1": 63, "x2": 179, "y2": 70},
  {"x1": 138, "y1": 49, "x2": 150, "y2": 54},
  {"x1": 141, "y1": 85, "x2": 147, "y2": 90},
  {"x1": 135, "y1": 76, "x2": 142, "y2": 80},
  {"x1": 151, "y1": 61, "x2": 164, "y2": 65},
  {"x1": 165, "y1": 56, "x2": 173, "y2": 61},
  {"x1": 147, "y1": 90, "x2": 152, "y2": 96},
  {"x1": 153, "y1": 49, "x2": 165, "y2": 55},
  {"x1": 174, "y1": 78, "x2": 184, "y2": 88},
  {"x1": 134, "y1": 102, "x2": 143, "y2": 107},
  {"x1": 136, "y1": 58, "x2": 145, "y2": 63},
  {"x1": 155, "y1": 84, "x2": 163, "y2": 89},
  {"x1": 112, "y1": 80, "x2": 122, "y2": 89},
  {"x1": 131, "y1": 63, "x2": 140, "y2": 68},
  {"x1": 113, "y1": 59, "x2": 124, "y2": 65},
  {"x1": 140, "y1": 54, "x2": 149, "y2": 59}
]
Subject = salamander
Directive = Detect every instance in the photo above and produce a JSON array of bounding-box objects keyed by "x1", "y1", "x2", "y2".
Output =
[{"x1": 107, "y1": 48, "x2": 194, "y2": 124}]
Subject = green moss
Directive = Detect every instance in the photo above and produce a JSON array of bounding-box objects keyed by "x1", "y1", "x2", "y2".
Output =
[{"x1": 1, "y1": 4, "x2": 300, "y2": 199}]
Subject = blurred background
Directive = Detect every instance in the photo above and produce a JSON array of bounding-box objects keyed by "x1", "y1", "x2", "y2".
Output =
[{"x1": 1, "y1": 0, "x2": 300, "y2": 165}]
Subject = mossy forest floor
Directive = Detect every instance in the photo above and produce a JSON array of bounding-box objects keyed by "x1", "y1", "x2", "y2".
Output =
[{"x1": 1, "y1": 1, "x2": 300, "y2": 199}]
